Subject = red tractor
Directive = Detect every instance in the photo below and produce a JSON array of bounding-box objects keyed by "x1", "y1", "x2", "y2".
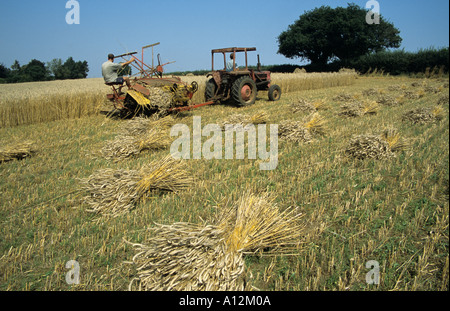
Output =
[{"x1": 205, "y1": 47, "x2": 281, "y2": 106}]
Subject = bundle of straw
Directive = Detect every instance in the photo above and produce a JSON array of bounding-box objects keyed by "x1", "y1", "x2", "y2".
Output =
[
  {"x1": 339, "y1": 101, "x2": 379, "y2": 117},
  {"x1": 80, "y1": 156, "x2": 193, "y2": 218},
  {"x1": 362, "y1": 101, "x2": 380, "y2": 115},
  {"x1": 127, "y1": 192, "x2": 303, "y2": 291},
  {"x1": 100, "y1": 130, "x2": 171, "y2": 161},
  {"x1": 80, "y1": 168, "x2": 142, "y2": 217},
  {"x1": 127, "y1": 223, "x2": 247, "y2": 291},
  {"x1": 101, "y1": 116, "x2": 175, "y2": 160},
  {"x1": 278, "y1": 121, "x2": 313, "y2": 143},
  {"x1": 402, "y1": 107, "x2": 444, "y2": 124},
  {"x1": 333, "y1": 93, "x2": 357, "y2": 102},
  {"x1": 362, "y1": 88, "x2": 378, "y2": 96},
  {"x1": 143, "y1": 86, "x2": 173, "y2": 109},
  {"x1": 376, "y1": 95, "x2": 400, "y2": 106},
  {"x1": 216, "y1": 192, "x2": 304, "y2": 255},
  {"x1": 345, "y1": 135, "x2": 394, "y2": 160},
  {"x1": 403, "y1": 90, "x2": 421, "y2": 100},
  {"x1": 303, "y1": 113, "x2": 327, "y2": 136},
  {"x1": 220, "y1": 112, "x2": 268, "y2": 129},
  {"x1": 339, "y1": 102, "x2": 364, "y2": 117},
  {"x1": 136, "y1": 156, "x2": 194, "y2": 194},
  {"x1": 0, "y1": 141, "x2": 36, "y2": 163},
  {"x1": 345, "y1": 128, "x2": 410, "y2": 160},
  {"x1": 290, "y1": 99, "x2": 316, "y2": 113},
  {"x1": 380, "y1": 128, "x2": 410, "y2": 153},
  {"x1": 247, "y1": 111, "x2": 269, "y2": 125}
]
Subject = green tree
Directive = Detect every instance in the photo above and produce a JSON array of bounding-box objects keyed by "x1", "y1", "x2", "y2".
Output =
[
  {"x1": 59, "y1": 57, "x2": 89, "y2": 79},
  {"x1": 22, "y1": 59, "x2": 50, "y2": 82},
  {"x1": 277, "y1": 3, "x2": 402, "y2": 66},
  {"x1": 0, "y1": 63, "x2": 10, "y2": 79},
  {"x1": 47, "y1": 58, "x2": 63, "y2": 79}
]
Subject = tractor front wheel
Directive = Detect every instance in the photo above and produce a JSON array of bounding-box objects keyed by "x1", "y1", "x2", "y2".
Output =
[
  {"x1": 268, "y1": 84, "x2": 281, "y2": 101},
  {"x1": 232, "y1": 76, "x2": 257, "y2": 106}
]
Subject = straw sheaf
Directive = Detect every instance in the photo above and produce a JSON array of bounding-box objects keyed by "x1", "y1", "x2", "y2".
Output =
[
  {"x1": 402, "y1": 90, "x2": 421, "y2": 100},
  {"x1": 80, "y1": 156, "x2": 193, "y2": 218},
  {"x1": 339, "y1": 101, "x2": 379, "y2": 117},
  {"x1": 101, "y1": 116, "x2": 175, "y2": 160},
  {"x1": 137, "y1": 86, "x2": 173, "y2": 109},
  {"x1": 290, "y1": 99, "x2": 316, "y2": 113},
  {"x1": 376, "y1": 95, "x2": 402, "y2": 106},
  {"x1": 345, "y1": 135, "x2": 395, "y2": 160},
  {"x1": 80, "y1": 168, "x2": 142, "y2": 218},
  {"x1": 333, "y1": 93, "x2": 357, "y2": 102},
  {"x1": 220, "y1": 112, "x2": 268, "y2": 129},
  {"x1": 402, "y1": 107, "x2": 444, "y2": 124},
  {"x1": 0, "y1": 141, "x2": 36, "y2": 163},
  {"x1": 380, "y1": 128, "x2": 410, "y2": 153},
  {"x1": 100, "y1": 131, "x2": 171, "y2": 161},
  {"x1": 278, "y1": 121, "x2": 312, "y2": 143},
  {"x1": 303, "y1": 113, "x2": 327, "y2": 136},
  {"x1": 127, "y1": 192, "x2": 303, "y2": 291},
  {"x1": 136, "y1": 156, "x2": 194, "y2": 195},
  {"x1": 127, "y1": 223, "x2": 247, "y2": 291},
  {"x1": 216, "y1": 192, "x2": 304, "y2": 255},
  {"x1": 345, "y1": 127, "x2": 410, "y2": 160}
]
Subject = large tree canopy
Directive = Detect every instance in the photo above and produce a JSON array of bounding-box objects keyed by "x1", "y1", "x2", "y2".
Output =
[{"x1": 277, "y1": 4, "x2": 402, "y2": 66}]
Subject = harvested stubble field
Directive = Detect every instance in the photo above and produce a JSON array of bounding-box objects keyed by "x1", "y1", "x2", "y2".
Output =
[{"x1": 0, "y1": 73, "x2": 448, "y2": 291}]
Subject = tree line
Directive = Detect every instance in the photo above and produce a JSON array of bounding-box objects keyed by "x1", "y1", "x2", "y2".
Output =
[
  {"x1": 276, "y1": 3, "x2": 449, "y2": 75},
  {"x1": 0, "y1": 57, "x2": 89, "y2": 83}
]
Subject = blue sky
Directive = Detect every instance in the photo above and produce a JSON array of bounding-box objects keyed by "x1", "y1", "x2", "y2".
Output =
[{"x1": 0, "y1": 0, "x2": 448, "y2": 78}]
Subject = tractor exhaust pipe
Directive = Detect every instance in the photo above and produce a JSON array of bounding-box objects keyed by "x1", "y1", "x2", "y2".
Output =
[{"x1": 257, "y1": 54, "x2": 261, "y2": 71}]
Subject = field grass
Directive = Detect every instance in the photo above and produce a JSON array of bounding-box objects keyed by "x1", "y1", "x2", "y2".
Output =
[{"x1": 0, "y1": 74, "x2": 448, "y2": 291}]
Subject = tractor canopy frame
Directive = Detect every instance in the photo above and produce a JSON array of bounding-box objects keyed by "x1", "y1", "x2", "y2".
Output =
[{"x1": 211, "y1": 47, "x2": 257, "y2": 72}]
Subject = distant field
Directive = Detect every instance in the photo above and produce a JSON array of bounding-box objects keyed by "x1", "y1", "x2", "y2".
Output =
[{"x1": 0, "y1": 75, "x2": 448, "y2": 291}]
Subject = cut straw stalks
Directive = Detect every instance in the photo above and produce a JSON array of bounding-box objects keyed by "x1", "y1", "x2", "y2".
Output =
[
  {"x1": 216, "y1": 192, "x2": 304, "y2": 256},
  {"x1": 291, "y1": 98, "x2": 328, "y2": 113},
  {"x1": 339, "y1": 101, "x2": 379, "y2": 117},
  {"x1": 345, "y1": 128, "x2": 409, "y2": 160},
  {"x1": 0, "y1": 141, "x2": 36, "y2": 163},
  {"x1": 100, "y1": 131, "x2": 171, "y2": 161},
  {"x1": 402, "y1": 106, "x2": 445, "y2": 124},
  {"x1": 220, "y1": 112, "x2": 268, "y2": 129},
  {"x1": 279, "y1": 113, "x2": 327, "y2": 143},
  {"x1": 101, "y1": 116, "x2": 176, "y2": 160},
  {"x1": 119, "y1": 115, "x2": 176, "y2": 136},
  {"x1": 80, "y1": 156, "x2": 193, "y2": 218},
  {"x1": 126, "y1": 192, "x2": 303, "y2": 291}
]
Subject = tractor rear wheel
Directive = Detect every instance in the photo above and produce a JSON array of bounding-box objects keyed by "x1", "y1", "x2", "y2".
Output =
[
  {"x1": 205, "y1": 78, "x2": 217, "y2": 101},
  {"x1": 232, "y1": 76, "x2": 257, "y2": 106},
  {"x1": 268, "y1": 84, "x2": 281, "y2": 101}
]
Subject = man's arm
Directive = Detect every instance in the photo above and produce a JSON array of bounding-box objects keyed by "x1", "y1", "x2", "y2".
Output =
[{"x1": 121, "y1": 58, "x2": 135, "y2": 67}]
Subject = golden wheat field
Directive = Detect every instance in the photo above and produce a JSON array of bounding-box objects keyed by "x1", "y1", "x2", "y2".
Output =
[
  {"x1": 0, "y1": 72, "x2": 448, "y2": 291},
  {"x1": 0, "y1": 72, "x2": 357, "y2": 128}
]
